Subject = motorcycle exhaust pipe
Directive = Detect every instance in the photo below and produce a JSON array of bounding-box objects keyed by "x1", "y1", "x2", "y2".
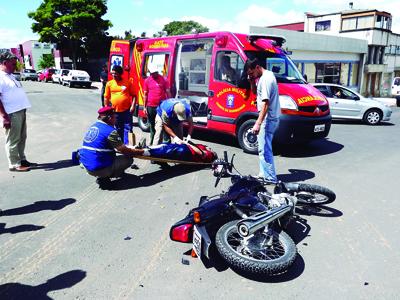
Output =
[{"x1": 237, "y1": 204, "x2": 292, "y2": 237}]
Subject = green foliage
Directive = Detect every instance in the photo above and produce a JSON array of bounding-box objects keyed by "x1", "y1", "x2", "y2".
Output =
[
  {"x1": 15, "y1": 60, "x2": 24, "y2": 72},
  {"x1": 38, "y1": 54, "x2": 55, "y2": 69},
  {"x1": 28, "y1": 0, "x2": 112, "y2": 69},
  {"x1": 161, "y1": 21, "x2": 209, "y2": 36}
]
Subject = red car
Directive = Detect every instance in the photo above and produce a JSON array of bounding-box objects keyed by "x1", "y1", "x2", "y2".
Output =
[{"x1": 39, "y1": 68, "x2": 56, "y2": 82}]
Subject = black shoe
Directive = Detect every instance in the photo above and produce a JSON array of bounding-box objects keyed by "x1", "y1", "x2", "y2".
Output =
[
  {"x1": 137, "y1": 137, "x2": 147, "y2": 149},
  {"x1": 20, "y1": 160, "x2": 37, "y2": 167},
  {"x1": 96, "y1": 177, "x2": 112, "y2": 190}
]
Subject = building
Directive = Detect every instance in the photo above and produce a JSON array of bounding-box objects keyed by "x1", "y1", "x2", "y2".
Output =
[
  {"x1": 258, "y1": 7, "x2": 400, "y2": 97},
  {"x1": 20, "y1": 40, "x2": 54, "y2": 70}
]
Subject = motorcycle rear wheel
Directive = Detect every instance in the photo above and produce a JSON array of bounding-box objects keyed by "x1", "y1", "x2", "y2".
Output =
[
  {"x1": 295, "y1": 184, "x2": 336, "y2": 206},
  {"x1": 215, "y1": 220, "x2": 297, "y2": 275}
]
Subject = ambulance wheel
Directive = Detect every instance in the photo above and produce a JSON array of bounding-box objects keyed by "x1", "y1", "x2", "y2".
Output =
[
  {"x1": 238, "y1": 119, "x2": 258, "y2": 154},
  {"x1": 138, "y1": 117, "x2": 150, "y2": 132}
]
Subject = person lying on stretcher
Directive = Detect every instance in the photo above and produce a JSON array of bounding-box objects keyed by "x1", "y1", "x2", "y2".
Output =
[{"x1": 129, "y1": 140, "x2": 218, "y2": 163}]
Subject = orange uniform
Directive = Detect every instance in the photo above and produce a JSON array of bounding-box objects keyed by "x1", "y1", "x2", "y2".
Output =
[{"x1": 104, "y1": 78, "x2": 135, "y2": 112}]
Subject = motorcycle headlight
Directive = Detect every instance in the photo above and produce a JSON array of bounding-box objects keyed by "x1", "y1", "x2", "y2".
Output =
[{"x1": 279, "y1": 95, "x2": 298, "y2": 110}]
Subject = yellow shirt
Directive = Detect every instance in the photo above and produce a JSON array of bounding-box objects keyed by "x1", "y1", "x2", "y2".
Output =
[{"x1": 104, "y1": 78, "x2": 135, "y2": 112}]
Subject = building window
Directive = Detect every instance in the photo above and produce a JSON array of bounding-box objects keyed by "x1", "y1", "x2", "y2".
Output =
[
  {"x1": 315, "y1": 20, "x2": 331, "y2": 31},
  {"x1": 315, "y1": 63, "x2": 341, "y2": 84}
]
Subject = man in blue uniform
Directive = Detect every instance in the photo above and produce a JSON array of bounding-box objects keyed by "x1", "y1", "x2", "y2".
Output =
[
  {"x1": 79, "y1": 106, "x2": 146, "y2": 189},
  {"x1": 153, "y1": 98, "x2": 193, "y2": 145}
]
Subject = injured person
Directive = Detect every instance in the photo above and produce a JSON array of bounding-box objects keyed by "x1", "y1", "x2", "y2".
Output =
[{"x1": 131, "y1": 141, "x2": 218, "y2": 163}]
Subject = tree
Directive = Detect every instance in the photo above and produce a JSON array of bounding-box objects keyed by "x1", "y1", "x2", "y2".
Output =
[
  {"x1": 161, "y1": 21, "x2": 209, "y2": 36},
  {"x1": 28, "y1": 0, "x2": 112, "y2": 70},
  {"x1": 38, "y1": 54, "x2": 55, "y2": 69}
]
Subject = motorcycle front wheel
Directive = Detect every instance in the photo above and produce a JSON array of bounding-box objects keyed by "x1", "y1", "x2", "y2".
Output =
[
  {"x1": 215, "y1": 221, "x2": 297, "y2": 275},
  {"x1": 295, "y1": 184, "x2": 336, "y2": 206}
]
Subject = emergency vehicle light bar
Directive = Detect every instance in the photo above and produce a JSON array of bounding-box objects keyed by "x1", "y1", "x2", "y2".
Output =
[{"x1": 248, "y1": 34, "x2": 286, "y2": 47}]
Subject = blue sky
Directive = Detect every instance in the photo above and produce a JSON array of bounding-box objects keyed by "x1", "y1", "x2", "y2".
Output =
[{"x1": 1, "y1": 0, "x2": 399, "y2": 48}]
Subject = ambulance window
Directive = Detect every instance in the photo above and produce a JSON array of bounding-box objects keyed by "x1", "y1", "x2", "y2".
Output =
[
  {"x1": 110, "y1": 55, "x2": 123, "y2": 72},
  {"x1": 215, "y1": 51, "x2": 244, "y2": 87},
  {"x1": 143, "y1": 53, "x2": 170, "y2": 77}
]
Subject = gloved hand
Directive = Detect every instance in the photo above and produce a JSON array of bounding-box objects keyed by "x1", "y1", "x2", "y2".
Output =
[
  {"x1": 143, "y1": 149, "x2": 150, "y2": 156},
  {"x1": 183, "y1": 134, "x2": 191, "y2": 143},
  {"x1": 173, "y1": 136, "x2": 183, "y2": 144}
]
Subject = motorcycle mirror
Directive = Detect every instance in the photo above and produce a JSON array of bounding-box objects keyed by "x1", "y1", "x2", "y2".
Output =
[{"x1": 229, "y1": 154, "x2": 235, "y2": 172}]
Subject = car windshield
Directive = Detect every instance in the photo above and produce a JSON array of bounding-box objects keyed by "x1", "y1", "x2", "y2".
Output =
[
  {"x1": 24, "y1": 69, "x2": 36, "y2": 73},
  {"x1": 245, "y1": 51, "x2": 305, "y2": 84}
]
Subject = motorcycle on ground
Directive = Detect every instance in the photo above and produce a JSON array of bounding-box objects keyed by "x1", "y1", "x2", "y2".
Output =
[{"x1": 169, "y1": 152, "x2": 336, "y2": 275}]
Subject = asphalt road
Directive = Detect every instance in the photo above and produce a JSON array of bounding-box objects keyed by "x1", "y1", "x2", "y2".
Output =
[{"x1": 0, "y1": 81, "x2": 399, "y2": 299}]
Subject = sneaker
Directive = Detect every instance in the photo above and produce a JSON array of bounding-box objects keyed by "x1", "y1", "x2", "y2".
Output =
[
  {"x1": 9, "y1": 165, "x2": 30, "y2": 172},
  {"x1": 20, "y1": 160, "x2": 37, "y2": 167},
  {"x1": 96, "y1": 177, "x2": 112, "y2": 190}
]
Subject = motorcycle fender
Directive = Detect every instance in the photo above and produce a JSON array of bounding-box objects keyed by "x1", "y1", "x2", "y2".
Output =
[
  {"x1": 194, "y1": 224, "x2": 212, "y2": 260},
  {"x1": 281, "y1": 182, "x2": 299, "y2": 193}
]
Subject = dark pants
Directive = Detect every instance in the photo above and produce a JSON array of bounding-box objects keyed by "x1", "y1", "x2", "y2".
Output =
[
  {"x1": 101, "y1": 84, "x2": 106, "y2": 107},
  {"x1": 116, "y1": 110, "x2": 132, "y2": 145},
  {"x1": 146, "y1": 106, "x2": 158, "y2": 145}
]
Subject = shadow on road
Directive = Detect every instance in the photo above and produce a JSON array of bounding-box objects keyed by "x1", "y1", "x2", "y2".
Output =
[
  {"x1": 0, "y1": 223, "x2": 44, "y2": 235},
  {"x1": 277, "y1": 169, "x2": 315, "y2": 182},
  {"x1": 0, "y1": 269, "x2": 86, "y2": 300},
  {"x1": 332, "y1": 120, "x2": 395, "y2": 126},
  {"x1": 30, "y1": 159, "x2": 76, "y2": 171},
  {"x1": 111, "y1": 164, "x2": 209, "y2": 190},
  {"x1": 0, "y1": 198, "x2": 76, "y2": 216},
  {"x1": 276, "y1": 139, "x2": 344, "y2": 158}
]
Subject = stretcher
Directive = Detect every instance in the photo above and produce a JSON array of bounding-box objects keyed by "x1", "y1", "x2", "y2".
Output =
[{"x1": 134, "y1": 155, "x2": 212, "y2": 165}]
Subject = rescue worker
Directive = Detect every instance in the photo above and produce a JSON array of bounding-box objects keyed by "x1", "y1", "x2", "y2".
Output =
[
  {"x1": 79, "y1": 106, "x2": 147, "y2": 189},
  {"x1": 153, "y1": 98, "x2": 193, "y2": 145}
]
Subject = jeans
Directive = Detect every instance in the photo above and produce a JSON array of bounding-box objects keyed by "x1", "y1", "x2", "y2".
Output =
[
  {"x1": 258, "y1": 119, "x2": 279, "y2": 182},
  {"x1": 115, "y1": 110, "x2": 132, "y2": 145},
  {"x1": 146, "y1": 106, "x2": 158, "y2": 145}
]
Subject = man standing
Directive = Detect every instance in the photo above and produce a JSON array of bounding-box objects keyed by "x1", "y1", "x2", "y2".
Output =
[
  {"x1": 245, "y1": 58, "x2": 280, "y2": 182},
  {"x1": 154, "y1": 98, "x2": 193, "y2": 145},
  {"x1": 99, "y1": 64, "x2": 108, "y2": 107},
  {"x1": 79, "y1": 106, "x2": 147, "y2": 189},
  {"x1": 0, "y1": 51, "x2": 35, "y2": 172},
  {"x1": 143, "y1": 65, "x2": 171, "y2": 145},
  {"x1": 104, "y1": 65, "x2": 135, "y2": 144}
]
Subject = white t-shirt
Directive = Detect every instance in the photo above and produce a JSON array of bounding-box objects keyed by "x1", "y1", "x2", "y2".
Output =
[
  {"x1": 0, "y1": 71, "x2": 31, "y2": 114},
  {"x1": 256, "y1": 69, "x2": 280, "y2": 121}
]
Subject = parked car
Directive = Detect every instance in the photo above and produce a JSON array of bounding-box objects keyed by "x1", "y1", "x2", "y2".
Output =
[
  {"x1": 39, "y1": 68, "x2": 56, "y2": 82},
  {"x1": 391, "y1": 77, "x2": 400, "y2": 97},
  {"x1": 313, "y1": 83, "x2": 392, "y2": 125},
  {"x1": 52, "y1": 69, "x2": 70, "y2": 84},
  {"x1": 12, "y1": 72, "x2": 21, "y2": 81},
  {"x1": 62, "y1": 70, "x2": 91, "y2": 88},
  {"x1": 21, "y1": 69, "x2": 38, "y2": 81}
]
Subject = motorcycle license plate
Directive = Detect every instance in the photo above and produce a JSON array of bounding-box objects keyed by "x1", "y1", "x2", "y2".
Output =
[
  {"x1": 314, "y1": 124, "x2": 325, "y2": 132},
  {"x1": 192, "y1": 225, "x2": 202, "y2": 257}
]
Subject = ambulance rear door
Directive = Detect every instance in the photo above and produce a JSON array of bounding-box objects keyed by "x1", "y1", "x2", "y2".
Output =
[{"x1": 174, "y1": 38, "x2": 214, "y2": 126}]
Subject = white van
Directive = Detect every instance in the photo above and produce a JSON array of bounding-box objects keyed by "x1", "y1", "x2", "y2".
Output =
[{"x1": 391, "y1": 77, "x2": 400, "y2": 97}]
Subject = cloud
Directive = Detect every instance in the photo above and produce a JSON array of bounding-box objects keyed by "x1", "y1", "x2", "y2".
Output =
[{"x1": 0, "y1": 28, "x2": 38, "y2": 48}]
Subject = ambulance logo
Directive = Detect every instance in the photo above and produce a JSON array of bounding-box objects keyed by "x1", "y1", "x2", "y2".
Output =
[
  {"x1": 84, "y1": 127, "x2": 99, "y2": 143},
  {"x1": 226, "y1": 94, "x2": 235, "y2": 108}
]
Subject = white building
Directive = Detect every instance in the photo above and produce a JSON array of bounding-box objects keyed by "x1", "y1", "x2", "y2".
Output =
[{"x1": 254, "y1": 8, "x2": 400, "y2": 97}]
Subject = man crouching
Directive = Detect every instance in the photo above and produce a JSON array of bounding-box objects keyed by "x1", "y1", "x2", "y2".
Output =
[{"x1": 79, "y1": 106, "x2": 145, "y2": 189}]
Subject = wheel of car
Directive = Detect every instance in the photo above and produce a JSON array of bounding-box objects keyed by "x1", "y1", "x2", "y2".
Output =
[
  {"x1": 363, "y1": 109, "x2": 382, "y2": 125},
  {"x1": 68, "y1": 81, "x2": 73, "y2": 88},
  {"x1": 237, "y1": 119, "x2": 258, "y2": 154}
]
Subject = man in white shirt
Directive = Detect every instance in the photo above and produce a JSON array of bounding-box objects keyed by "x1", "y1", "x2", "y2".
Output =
[
  {"x1": 245, "y1": 58, "x2": 280, "y2": 182},
  {"x1": 0, "y1": 51, "x2": 35, "y2": 172}
]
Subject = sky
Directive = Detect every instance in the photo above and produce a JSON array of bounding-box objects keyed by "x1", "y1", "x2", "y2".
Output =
[{"x1": 1, "y1": 0, "x2": 400, "y2": 48}]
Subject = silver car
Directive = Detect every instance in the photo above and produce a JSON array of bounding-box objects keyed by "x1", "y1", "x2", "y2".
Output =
[
  {"x1": 21, "y1": 69, "x2": 38, "y2": 81},
  {"x1": 313, "y1": 83, "x2": 392, "y2": 125}
]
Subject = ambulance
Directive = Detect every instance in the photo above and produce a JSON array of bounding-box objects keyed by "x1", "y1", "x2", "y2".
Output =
[{"x1": 108, "y1": 31, "x2": 331, "y2": 154}]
